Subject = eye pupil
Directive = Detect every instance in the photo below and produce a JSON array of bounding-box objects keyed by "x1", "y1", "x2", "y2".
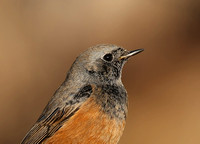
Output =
[{"x1": 103, "y1": 53, "x2": 113, "y2": 62}]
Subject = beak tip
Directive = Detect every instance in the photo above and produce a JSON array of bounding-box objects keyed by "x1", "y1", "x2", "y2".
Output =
[
  {"x1": 120, "y1": 48, "x2": 144, "y2": 60},
  {"x1": 129, "y1": 48, "x2": 144, "y2": 56}
]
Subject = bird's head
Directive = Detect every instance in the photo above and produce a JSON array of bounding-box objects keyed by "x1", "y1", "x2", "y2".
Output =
[{"x1": 67, "y1": 44, "x2": 143, "y2": 84}]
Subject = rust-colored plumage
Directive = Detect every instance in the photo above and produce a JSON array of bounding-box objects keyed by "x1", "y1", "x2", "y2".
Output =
[{"x1": 44, "y1": 97, "x2": 125, "y2": 144}]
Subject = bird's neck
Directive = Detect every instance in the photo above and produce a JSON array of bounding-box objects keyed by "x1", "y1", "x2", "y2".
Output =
[{"x1": 94, "y1": 83, "x2": 128, "y2": 121}]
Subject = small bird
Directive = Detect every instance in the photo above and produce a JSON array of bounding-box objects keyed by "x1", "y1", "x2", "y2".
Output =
[{"x1": 21, "y1": 44, "x2": 143, "y2": 144}]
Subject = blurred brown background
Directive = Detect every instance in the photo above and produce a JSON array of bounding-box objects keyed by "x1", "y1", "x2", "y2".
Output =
[{"x1": 0, "y1": 0, "x2": 200, "y2": 143}]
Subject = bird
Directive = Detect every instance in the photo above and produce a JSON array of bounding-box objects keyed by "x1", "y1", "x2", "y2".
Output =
[{"x1": 21, "y1": 44, "x2": 143, "y2": 144}]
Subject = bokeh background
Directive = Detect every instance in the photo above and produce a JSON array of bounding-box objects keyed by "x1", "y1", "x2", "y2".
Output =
[{"x1": 0, "y1": 0, "x2": 200, "y2": 143}]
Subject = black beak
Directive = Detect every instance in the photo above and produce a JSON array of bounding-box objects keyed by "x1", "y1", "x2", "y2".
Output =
[{"x1": 120, "y1": 49, "x2": 144, "y2": 60}]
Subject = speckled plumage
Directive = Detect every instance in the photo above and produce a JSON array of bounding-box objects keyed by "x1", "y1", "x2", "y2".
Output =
[{"x1": 21, "y1": 44, "x2": 143, "y2": 144}]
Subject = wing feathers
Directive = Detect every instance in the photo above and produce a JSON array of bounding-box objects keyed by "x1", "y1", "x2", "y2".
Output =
[{"x1": 21, "y1": 84, "x2": 93, "y2": 144}]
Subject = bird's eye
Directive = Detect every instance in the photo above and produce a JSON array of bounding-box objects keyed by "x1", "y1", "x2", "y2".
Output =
[{"x1": 103, "y1": 53, "x2": 113, "y2": 62}]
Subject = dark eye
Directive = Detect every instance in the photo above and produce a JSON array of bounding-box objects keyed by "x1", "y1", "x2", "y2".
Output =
[{"x1": 103, "y1": 53, "x2": 113, "y2": 62}]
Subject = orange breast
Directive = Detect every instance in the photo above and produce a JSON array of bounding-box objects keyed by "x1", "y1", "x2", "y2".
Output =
[{"x1": 44, "y1": 97, "x2": 125, "y2": 144}]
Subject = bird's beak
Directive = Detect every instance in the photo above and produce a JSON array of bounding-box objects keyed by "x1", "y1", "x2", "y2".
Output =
[{"x1": 120, "y1": 49, "x2": 144, "y2": 60}]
